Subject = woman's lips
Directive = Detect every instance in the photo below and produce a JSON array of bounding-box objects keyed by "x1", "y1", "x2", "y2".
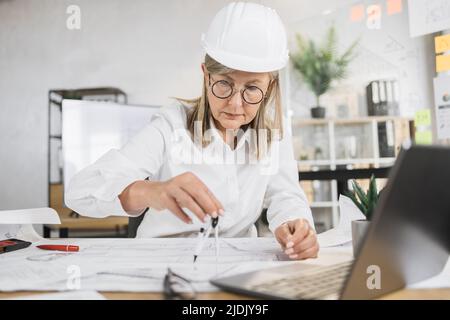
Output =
[{"x1": 223, "y1": 112, "x2": 243, "y2": 119}]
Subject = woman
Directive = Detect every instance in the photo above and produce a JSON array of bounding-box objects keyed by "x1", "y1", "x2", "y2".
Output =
[{"x1": 66, "y1": 2, "x2": 319, "y2": 260}]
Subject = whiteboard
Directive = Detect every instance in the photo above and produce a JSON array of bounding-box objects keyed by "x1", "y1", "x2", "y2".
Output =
[
  {"x1": 61, "y1": 99, "x2": 160, "y2": 193},
  {"x1": 408, "y1": 0, "x2": 450, "y2": 37}
]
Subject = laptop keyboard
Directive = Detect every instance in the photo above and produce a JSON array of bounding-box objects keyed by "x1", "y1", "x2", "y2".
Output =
[{"x1": 248, "y1": 261, "x2": 353, "y2": 300}]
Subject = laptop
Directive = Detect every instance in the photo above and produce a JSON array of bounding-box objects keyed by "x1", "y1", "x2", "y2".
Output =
[{"x1": 210, "y1": 145, "x2": 450, "y2": 299}]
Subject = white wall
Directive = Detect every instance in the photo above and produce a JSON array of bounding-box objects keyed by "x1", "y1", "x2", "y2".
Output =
[
  {"x1": 0, "y1": 0, "x2": 437, "y2": 210},
  {"x1": 286, "y1": 0, "x2": 436, "y2": 119},
  {"x1": 0, "y1": 0, "x2": 227, "y2": 210}
]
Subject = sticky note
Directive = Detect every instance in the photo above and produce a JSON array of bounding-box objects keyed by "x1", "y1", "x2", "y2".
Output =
[
  {"x1": 414, "y1": 109, "x2": 431, "y2": 127},
  {"x1": 435, "y1": 34, "x2": 450, "y2": 54},
  {"x1": 387, "y1": 0, "x2": 402, "y2": 15},
  {"x1": 415, "y1": 131, "x2": 433, "y2": 145},
  {"x1": 350, "y1": 4, "x2": 365, "y2": 22},
  {"x1": 436, "y1": 54, "x2": 450, "y2": 73}
]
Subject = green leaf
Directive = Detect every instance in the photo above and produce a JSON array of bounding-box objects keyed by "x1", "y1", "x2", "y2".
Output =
[
  {"x1": 290, "y1": 25, "x2": 359, "y2": 102},
  {"x1": 370, "y1": 175, "x2": 378, "y2": 199},
  {"x1": 352, "y1": 180, "x2": 369, "y2": 209},
  {"x1": 366, "y1": 175, "x2": 378, "y2": 221}
]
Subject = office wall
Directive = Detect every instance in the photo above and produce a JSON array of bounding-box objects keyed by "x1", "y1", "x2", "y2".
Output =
[
  {"x1": 0, "y1": 0, "x2": 436, "y2": 212},
  {"x1": 286, "y1": 0, "x2": 436, "y2": 119},
  {"x1": 0, "y1": 0, "x2": 220, "y2": 210}
]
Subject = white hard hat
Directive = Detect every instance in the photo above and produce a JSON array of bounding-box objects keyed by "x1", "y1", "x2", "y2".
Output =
[{"x1": 201, "y1": 2, "x2": 289, "y2": 73}]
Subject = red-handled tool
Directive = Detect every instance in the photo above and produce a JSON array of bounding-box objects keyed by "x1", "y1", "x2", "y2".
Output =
[{"x1": 37, "y1": 245, "x2": 79, "y2": 252}]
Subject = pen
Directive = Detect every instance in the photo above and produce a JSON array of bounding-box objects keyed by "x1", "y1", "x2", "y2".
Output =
[{"x1": 37, "y1": 245, "x2": 79, "y2": 252}]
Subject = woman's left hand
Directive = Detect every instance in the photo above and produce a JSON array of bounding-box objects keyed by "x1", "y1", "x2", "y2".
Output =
[{"x1": 274, "y1": 219, "x2": 319, "y2": 260}]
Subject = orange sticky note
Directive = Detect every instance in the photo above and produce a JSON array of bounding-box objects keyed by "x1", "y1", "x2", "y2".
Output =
[
  {"x1": 387, "y1": 0, "x2": 402, "y2": 16},
  {"x1": 436, "y1": 54, "x2": 450, "y2": 73},
  {"x1": 435, "y1": 34, "x2": 450, "y2": 54},
  {"x1": 350, "y1": 4, "x2": 365, "y2": 22}
]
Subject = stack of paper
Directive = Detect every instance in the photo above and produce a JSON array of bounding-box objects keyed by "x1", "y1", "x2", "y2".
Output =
[
  {"x1": 0, "y1": 237, "x2": 298, "y2": 293},
  {"x1": 0, "y1": 208, "x2": 61, "y2": 242}
]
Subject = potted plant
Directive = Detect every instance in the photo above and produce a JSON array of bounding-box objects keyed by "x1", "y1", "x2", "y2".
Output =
[
  {"x1": 345, "y1": 175, "x2": 381, "y2": 254},
  {"x1": 291, "y1": 26, "x2": 358, "y2": 118}
]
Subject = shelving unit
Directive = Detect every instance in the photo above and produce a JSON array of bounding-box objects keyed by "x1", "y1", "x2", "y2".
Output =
[
  {"x1": 47, "y1": 87, "x2": 128, "y2": 238},
  {"x1": 291, "y1": 116, "x2": 414, "y2": 232}
]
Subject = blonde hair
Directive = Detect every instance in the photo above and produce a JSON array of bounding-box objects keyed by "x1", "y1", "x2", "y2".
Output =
[{"x1": 177, "y1": 54, "x2": 283, "y2": 159}]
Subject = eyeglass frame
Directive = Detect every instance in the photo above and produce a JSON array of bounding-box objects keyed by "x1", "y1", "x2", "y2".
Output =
[
  {"x1": 208, "y1": 74, "x2": 274, "y2": 105},
  {"x1": 163, "y1": 267, "x2": 197, "y2": 300}
]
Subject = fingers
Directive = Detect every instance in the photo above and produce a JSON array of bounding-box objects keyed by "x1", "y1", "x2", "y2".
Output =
[
  {"x1": 180, "y1": 172, "x2": 224, "y2": 218},
  {"x1": 205, "y1": 187, "x2": 225, "y2": 216},
  {"x1": 285, "y1": 229, "x2": 315, "y2": 254},
  {"x1": 292, "y1": 229, "x2": 317, "y2": 253},
  {"x1": 162, "y1": 172, "x2": 225, "y2": 224},
  {"x1": 275, "y1": 223, "x2": 293, "y2": 248},
  {"x1": 277, "y1": 219, "x2": 319, "y2": 260},
  {"x1": 180, "y1": 185, "x2": 217, "y2": 218},
  {"x1": 170, "y1": 187, "x2": 207, "y2": 223},
  {"x1": 162, "y1": 192, "x2": 192, "y2": 224},
  {"x1": 289, "y1": 219, "x2": 310, "y2": 244},
  {"x1": 286, "y1": 229, "x2": 320, "y2": 260},
  {"x1": 288, "y1": 244, "x2": 319, "y2": 260}
]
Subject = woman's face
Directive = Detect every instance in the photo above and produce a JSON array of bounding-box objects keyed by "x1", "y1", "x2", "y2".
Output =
[{"x1": 203, "y1": 66, "x2": 271, "y2": 133}]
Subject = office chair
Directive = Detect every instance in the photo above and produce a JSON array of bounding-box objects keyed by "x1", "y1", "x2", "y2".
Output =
[{"x1": 128, "y1": 212, "x2": 146, "y2": 238}]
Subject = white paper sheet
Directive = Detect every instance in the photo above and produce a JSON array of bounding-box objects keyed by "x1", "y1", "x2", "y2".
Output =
[
  {"x1": 0, "y1": 208, "x2": 61, "y2": 242},
  {"x1": 0, "y1": 224, "x2": 21, "y2": 239},
  {"x1": 408, "y1": 0, "x2": 450, "y2": 37},
  {"x1": 317, "y1": 195, "x2": 366, "y2": 248},
  {"x1": 1, "y1": 224, "x2": 45, "y2": 243},
  {"x1": 0, "y1": 238, "x2": 295, "y2": 292},
  {"x1": 0, "y1": 208, "x2": 60, "y2": 224}
]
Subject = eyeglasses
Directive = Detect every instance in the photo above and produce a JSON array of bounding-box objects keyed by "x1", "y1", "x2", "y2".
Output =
[
  {"x1": 163, "y1": 268, "x2": 197, "y2": 300},
  {"x1": 208, "y1": 74, "x2": 270, "y2": 105}
]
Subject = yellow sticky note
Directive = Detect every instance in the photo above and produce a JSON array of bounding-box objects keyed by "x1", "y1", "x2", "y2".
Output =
[
  {"x1": 436, "y1": 54, "x2": 450, "y2": 73},
  {"x1": 435, "y1": 34, "x2": 450, "y2": 54},
  {"x1": 414, "y1": 109, "x2": 431, "y2": 127},
  {"x1": 415, "y1": 131, "x2": 433, "y2": 145}
]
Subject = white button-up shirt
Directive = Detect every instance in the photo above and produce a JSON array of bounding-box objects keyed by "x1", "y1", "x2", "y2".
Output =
[{"x1": 65, "y1": 102, "x2": 313, "y2": 238}]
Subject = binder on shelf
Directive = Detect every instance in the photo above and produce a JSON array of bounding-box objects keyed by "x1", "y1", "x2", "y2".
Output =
[{"x1": 366, "y1": 80, "x2": 399, "y2": 116}]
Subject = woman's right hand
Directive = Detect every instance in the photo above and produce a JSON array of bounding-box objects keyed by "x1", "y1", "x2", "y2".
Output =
[{"x1": 119, "y1": 172, "x2": 224, "y2": 224}]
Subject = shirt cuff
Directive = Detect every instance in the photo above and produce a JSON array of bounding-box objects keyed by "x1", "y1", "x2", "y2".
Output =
[
  {"x1": 91, "y1": 177, "x2": 139, "y2": 217},
  {"x1": 96, "y1": 197, "x2": 131, "y2": 217}
]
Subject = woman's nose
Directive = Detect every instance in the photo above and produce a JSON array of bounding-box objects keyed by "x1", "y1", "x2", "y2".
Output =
[{"x1": 228, "y1": 90, "x2": 244, "y2": 110}]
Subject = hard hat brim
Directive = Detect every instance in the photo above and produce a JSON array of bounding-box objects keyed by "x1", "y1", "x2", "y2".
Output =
[{"x1": 204, "y1": 44, "x2": 289, "y2": 73}]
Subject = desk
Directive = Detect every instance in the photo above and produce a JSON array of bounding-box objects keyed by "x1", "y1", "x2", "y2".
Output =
[
  {"x1": 1, "y1": 238, "x2": 449, "y2": 300},
  {"x1": 1, "y1": 288, "x2": 450, "y2": 300}
]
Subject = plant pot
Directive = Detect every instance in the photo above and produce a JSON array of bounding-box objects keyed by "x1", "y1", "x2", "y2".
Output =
[
  {"x1": 311, "y1": 106, "x2": 326, "y2": 118},
  {"x1": 351, "y1": 219, "x2": 371, "y2": 256}
]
